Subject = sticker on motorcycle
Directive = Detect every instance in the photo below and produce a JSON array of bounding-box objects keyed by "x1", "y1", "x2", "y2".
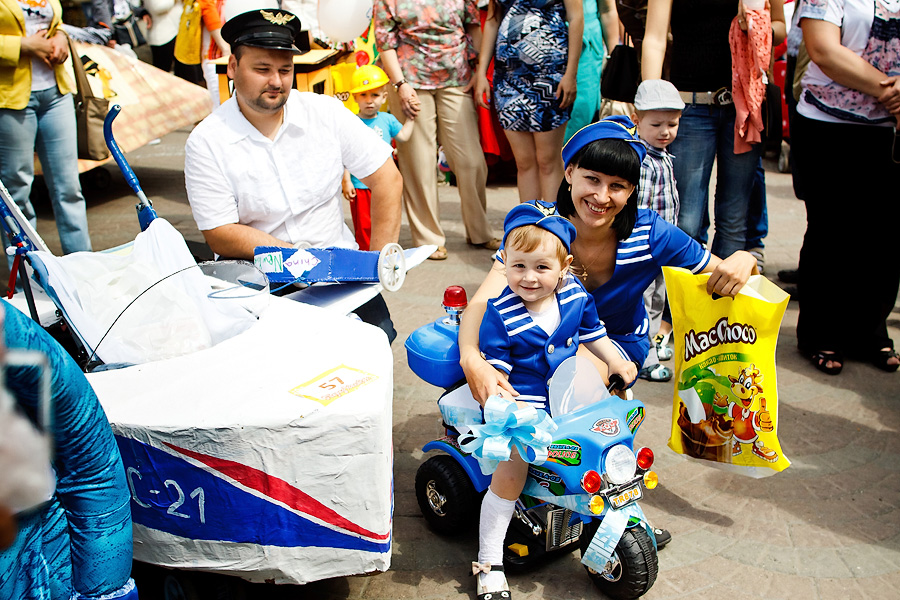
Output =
[
  {"x1": 591, "y1": 418, "x2": 619, "y2": 436},
  {"x1": 546, "y1": 439, "x2": 582, "y2": 467},
  {"x1": 626, "y1": 407, "x2": 644, "y2": 433},
  {"x1": 290, "y1": 365, "x2": 378, "y2": 406},
  {"x1": 527, "y1": 465, "x2": 566, "y2": 496}
]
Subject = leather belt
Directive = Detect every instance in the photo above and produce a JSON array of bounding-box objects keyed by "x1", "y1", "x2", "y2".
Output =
[{"x1": 679, "y1": 88, "x2": 734, "y2": 106}]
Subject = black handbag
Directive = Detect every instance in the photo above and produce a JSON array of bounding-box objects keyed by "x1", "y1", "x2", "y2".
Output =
[
  {"x1": 113, "y1": 14, "x2": 147, "y2": 47},
  {"x1": 600, "y1": 33, "x2": 640, "y2": 103}
]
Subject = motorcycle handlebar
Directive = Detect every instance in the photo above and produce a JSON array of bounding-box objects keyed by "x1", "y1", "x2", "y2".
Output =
[{"x1": 607, "y1": 374, "x2": 625, "y2": 393}]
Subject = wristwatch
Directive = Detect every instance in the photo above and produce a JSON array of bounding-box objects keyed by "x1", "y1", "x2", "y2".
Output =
[{"x1": 393, "y1": 79, "x2": 408, "y2": 91}]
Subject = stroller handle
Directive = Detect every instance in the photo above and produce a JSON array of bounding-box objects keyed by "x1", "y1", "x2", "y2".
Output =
[
  {"x1": 104, "y1": 105, "x2": 157, "y2": 231},
  {"x1": 104, "y1": 105, "x2": 144, "y2": 200}
]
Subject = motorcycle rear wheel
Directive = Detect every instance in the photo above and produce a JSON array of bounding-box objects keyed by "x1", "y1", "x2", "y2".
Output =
[
  {"x1": 580, "y1": 524, "x2": 658, "y2": 600},
  {"x1": 415, "y1": 455, "x2": 480, "y2": 535}
]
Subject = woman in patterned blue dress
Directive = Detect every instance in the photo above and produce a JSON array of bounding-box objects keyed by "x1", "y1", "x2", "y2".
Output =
[{"x1": 474, "y1": 0, "x2": 583, "y2": 204}]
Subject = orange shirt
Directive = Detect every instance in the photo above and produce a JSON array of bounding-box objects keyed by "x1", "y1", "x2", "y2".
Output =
[
  {"x1": 200, "y1": 0, "x2": 222, "y2": 61},
  {"x1": 198, "y1": 0, "x2": 221, "y2": 30}
]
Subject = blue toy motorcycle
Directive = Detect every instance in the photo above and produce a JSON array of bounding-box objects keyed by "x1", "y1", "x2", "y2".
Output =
[{"x1": 406, "y1": 287, "x2": 659, "y2": 599}]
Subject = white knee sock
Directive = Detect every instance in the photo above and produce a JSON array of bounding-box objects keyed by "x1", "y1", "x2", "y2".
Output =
[{"x1": 478, "y1": 487, "x2": 517, "y2": 566}]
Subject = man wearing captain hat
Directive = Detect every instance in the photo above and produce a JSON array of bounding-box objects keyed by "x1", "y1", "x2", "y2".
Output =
[{"x1": 184, "y1": 8, "x2": 403, "y2": 342}]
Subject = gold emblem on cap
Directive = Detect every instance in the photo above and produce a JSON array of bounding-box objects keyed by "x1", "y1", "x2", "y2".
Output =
[
  {"x1": 616, "y1": 121, "x2": 638, "y2": 137},
  {"x1": 261, "y1": 10, "x2": 295, "y2": 25},
  {"x1": 535, "y1": 203, "x2": 555, "y2": 217}
]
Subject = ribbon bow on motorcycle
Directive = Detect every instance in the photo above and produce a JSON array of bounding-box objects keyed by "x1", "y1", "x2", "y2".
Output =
[{"x1": 456, "y1": 395, "x2": 558, "y2": 475}]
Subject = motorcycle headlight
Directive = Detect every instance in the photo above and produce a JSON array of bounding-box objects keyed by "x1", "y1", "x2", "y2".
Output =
[{"x1": 604, "y1": 445, "x2": 637, "y2": 485}]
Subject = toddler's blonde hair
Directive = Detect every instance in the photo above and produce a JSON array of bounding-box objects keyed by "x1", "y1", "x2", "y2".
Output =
[{"x1": 505, "y1": 225, "x2": 570, "y2": 268}]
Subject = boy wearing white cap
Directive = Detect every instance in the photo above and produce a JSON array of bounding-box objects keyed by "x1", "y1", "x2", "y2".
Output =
[{"x1": 631, "y1": 79, "x2": 685, "y2": 382}]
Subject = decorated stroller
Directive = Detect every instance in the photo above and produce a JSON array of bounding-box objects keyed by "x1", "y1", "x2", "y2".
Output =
[{"x1": 0, "y1": 105, "x2": 429, "y2": 594}]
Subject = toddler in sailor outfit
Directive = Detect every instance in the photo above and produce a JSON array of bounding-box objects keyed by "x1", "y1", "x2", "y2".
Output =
[{"x1": 472, "y1": 201, "x2": 637, "y2": 599}]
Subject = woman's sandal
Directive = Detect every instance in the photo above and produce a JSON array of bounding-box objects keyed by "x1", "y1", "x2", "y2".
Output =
[
  {"x1": 467, "y1": 237, "x2": 502, "y2": 251},
  {"x1": 472, "y1": 562, "x2": 511, "y2": 600},
  {"x1": 806, "y1": 350, "x2": 843, "y2": 376},
  {"x1": 870, "y1": 348, "x2": 900, "y2": 373},
  {"x1": 639, "y1": 363, "x2": 672, "y2": 382},
  {"x1": 428, "y1": 246, "x2": 448, "y2": 261}
]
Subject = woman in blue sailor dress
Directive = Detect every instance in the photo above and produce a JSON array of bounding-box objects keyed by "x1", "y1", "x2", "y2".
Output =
[{"x1": 459, "y1": 118, "x2": 759, "y2": 569}]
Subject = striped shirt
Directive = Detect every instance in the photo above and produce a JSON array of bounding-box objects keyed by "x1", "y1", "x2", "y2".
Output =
[
  {"x1": 590, "y1": 210, "x2": 710, "y2": 344},
  {"x1": 479, "y1": 274, "x2": 607, "y2": 410}
]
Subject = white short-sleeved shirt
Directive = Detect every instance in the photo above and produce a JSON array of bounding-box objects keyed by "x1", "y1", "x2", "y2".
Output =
[
  {"x1": 185, "y1": 91, "x2": 394, "y2": 250},
  {"x1": 797, "y1": 0, "x2": 900, "y2": 125}
]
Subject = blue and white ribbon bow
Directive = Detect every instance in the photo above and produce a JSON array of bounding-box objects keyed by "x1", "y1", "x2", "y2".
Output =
[{"x1": 453, "y1": 395, "x2": 558, "y2": 475}]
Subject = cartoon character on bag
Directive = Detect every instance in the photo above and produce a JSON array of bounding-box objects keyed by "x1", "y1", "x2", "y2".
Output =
[{"x1": 713, "y1": 364, "x2": 778, "y2": 462}]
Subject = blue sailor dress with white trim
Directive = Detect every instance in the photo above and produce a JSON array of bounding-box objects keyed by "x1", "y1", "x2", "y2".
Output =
[
  {"x1": 591, "y1": 209, "x2": 710, "y2": 356},
  {"x1": 479, "y1": 274, "x2": 607, "y2": 413}
]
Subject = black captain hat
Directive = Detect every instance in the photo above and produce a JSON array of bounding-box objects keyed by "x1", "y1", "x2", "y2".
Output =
[{"x1": 221, "y1": 9, "x2": 303, "y2": 52}]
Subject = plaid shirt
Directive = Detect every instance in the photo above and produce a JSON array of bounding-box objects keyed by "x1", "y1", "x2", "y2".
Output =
[{"x1": 637, "y1": 144, "x2": 679, "y2": 225}]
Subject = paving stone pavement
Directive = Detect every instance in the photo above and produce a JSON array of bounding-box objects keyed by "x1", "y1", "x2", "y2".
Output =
[{"x1": 19, "y1": 128, "x2": 900, "y2": 599}]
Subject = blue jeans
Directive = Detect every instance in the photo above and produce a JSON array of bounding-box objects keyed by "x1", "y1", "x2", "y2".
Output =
[
  {"x1": 0, "y1": 88, "x2": 92, "y2": 254},
  {"x1": 669, "y1": 103, "x2": 762, "y2": 258},
  {"x1": 698, "y1": 157, "x2": 767, "y2": 248},
  {"x1": 745, "y1": 159, "x2": 767, "y2": 249}
]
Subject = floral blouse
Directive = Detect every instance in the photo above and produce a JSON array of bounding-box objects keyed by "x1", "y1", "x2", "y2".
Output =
[
  {"x1": 798, "y1": 0, "x2": 900, "y2": 125},
  {"x1": 374, "y1": 0, "x2": 480, "y2": 90}
]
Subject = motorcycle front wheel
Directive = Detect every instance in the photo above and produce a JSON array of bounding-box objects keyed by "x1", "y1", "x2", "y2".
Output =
[
  {"x1": 415, "y1": 455, "x2": 480, "y2": 535},
  {"x1": 580, "y1": 524, "x2": 658, "y2": 600}
]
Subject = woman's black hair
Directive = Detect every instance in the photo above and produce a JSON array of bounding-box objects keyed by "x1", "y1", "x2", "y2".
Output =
[{"x1": 556, "y1": 138, "x2": 642, "y2": 241}]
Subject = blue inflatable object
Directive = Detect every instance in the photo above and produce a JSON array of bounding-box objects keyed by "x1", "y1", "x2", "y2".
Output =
[{"x1": 0, "y1": 301, "x2": 137, "y2": 600}]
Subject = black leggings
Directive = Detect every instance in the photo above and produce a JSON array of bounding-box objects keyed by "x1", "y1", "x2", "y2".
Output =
[{"x1": 794, "y1": 114, "x2": 900, "y2": 355}]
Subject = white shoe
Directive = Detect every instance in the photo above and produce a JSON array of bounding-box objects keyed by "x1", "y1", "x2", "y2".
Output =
[
  {"x1": 654, "y1": 332, "x2": 673, "y2": 361},
  {"x1": 473, "y1": 563, "x2": 510, "y2": 600}
]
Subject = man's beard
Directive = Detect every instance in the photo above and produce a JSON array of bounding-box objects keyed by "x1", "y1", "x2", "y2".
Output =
[{"x1": 251, "y1": 88, "x2": 288, "y2": 112}]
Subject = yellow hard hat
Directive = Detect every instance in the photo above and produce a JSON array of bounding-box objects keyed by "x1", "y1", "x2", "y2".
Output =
[{"x1": 350, "y1": 65, "x2": 390, "y2": 94}]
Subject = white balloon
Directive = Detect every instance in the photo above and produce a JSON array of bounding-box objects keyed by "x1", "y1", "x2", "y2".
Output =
[
  {"x1": 223, "y1": 0, "x2": 279, "y2": 25},
  {"x1": 318, "y1": 0, "x2": 372, "y2": 43}
]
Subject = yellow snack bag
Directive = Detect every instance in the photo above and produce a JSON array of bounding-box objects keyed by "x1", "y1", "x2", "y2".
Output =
[{"x1": 663, "y1": 267, "x2": 791, "y2": 477}]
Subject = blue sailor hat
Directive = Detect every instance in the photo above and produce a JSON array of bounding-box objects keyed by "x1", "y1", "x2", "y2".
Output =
[
  {"x1": 561, "y1": 115, "x2": 648, "y2": 167},
  {"x1": 503, "y1": 200, "x2": 577, "y2": 254}
]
